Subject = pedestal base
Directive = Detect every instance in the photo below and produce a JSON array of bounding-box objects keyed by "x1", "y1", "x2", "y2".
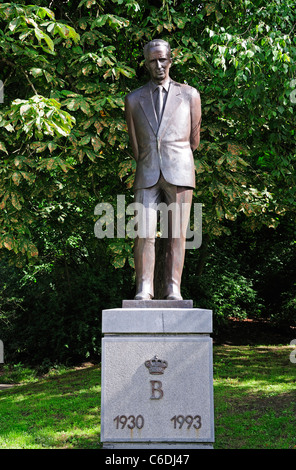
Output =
[
  {"x1": 101, "y1": 303, "x2": 214, "y2": 449},
  {"x1": 103, "y1": 443, "x2": 213, "y2": 449}
]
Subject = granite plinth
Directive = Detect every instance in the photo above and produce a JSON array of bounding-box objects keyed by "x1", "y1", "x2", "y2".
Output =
[
  {"x1": 100, "y1": 304, "x2": 214, "y2": 448},
  {"x1": 101, "y1": 336, "x2": 214, "y2": 444},
  {"x1": 102, "y1": 307, "x2": 212, "y2": 334}
]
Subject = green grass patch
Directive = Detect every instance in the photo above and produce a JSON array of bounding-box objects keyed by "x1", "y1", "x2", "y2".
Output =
[
  {"x1": 214, "y1": 344, "x2": 296, "y2": 449},
  {"x1": 0, "y1": 345, "x2": 296, "y2": 449},
  {"x1": 0, "y1": 364, "x2": 101, "y2": 449}
]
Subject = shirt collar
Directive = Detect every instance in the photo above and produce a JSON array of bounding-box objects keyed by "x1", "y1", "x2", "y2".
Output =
[{"x1": 150, "y1": 79, "x2": 171, "y2": 93}]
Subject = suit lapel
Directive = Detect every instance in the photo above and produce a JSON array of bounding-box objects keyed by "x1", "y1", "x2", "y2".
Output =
[
  {"x1": 158, "y1": 81, "x2": 182, "y2": 137},
  {"x1": 139, "y1": 81, "x2": 183, "y2": 137},
  {"x1": 139, "y1": 84, "x2": 158, "y2": 135}
]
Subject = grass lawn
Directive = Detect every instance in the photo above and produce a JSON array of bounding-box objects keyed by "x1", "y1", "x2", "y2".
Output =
[
  {"x1": 0, "y1": 343, "x2": 296, "y2": 449},
  {"x1": 0, "y1": 363, "x2": 101, "y2": 449},
  {"x1": 214, "y1": 344, "x2": 296, "y2": 449}
]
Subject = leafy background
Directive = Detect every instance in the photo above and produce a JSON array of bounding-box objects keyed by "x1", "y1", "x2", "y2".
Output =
[{"x1": 0, "y1": 0, "x2": 295, "y2": 366}]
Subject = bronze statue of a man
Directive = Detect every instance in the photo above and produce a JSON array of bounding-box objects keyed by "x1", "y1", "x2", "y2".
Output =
[{"x1": 125, "y1": 39, "x2": 202, "y2": 300}]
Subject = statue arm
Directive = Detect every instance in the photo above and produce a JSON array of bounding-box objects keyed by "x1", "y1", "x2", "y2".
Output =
[
  {"x1": 125, "y1": 95, "x2": 139, "y2": 161},
  {"x1": 190, "y1": 89, "x2": 202, "y2": 152}
]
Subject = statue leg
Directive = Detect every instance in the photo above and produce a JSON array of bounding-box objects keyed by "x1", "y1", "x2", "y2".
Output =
[
  {"x1": 161, "y1": 181, "x2": 193, "y2": 300},
  {"x1": 134, "y1": 236, "x2": 155, "y2": 299},
  {"x1": 133, "y1": 183, "x2": 161, "y2": 300}
]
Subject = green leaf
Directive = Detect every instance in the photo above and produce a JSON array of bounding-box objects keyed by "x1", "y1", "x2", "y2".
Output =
[
  {"x1": 80, "y1": 135, "x2": 91, "y2": 145},
  {"x1": 85, "y1": 149, "x2": 97, "y2": 161},
  {"x1": 28, "y1": 243, "x2": 38, "y2": 257},
  {"x1": 78, "y1": 0, "x2": 96, "y2": 7},
  {"x1": 11, "y1": 192, "x2": 22, "y2": 210},
  {"x1": 91, "y1": 14, "x2": 129, "y2": 30},
  {"x1": 30, "y1": 67, "x2": 43, "y2": 77},
  {"x1": 0, "y1": 142, "x2": 8, "y2": 154},
  {"x1": 12, "y1": 172, "x2": 22, "y2": 186},
  {"x1": 194, "y1": 160, "x2": 205, "y2": 175},
  {"x1": 3, "y1": 236, "x2": 13, "y2": 251},
  {"x1": 20, "y1": 171, "x2": 35, "y2": 184},
  {"x1": 91, "y1": 136, "x2": 102, "y2": 152},
  {"x1": 34, "y1": 28, "x2": 55, "y2": 53},
  {"x1": 35, "y1": 6, "x2": 55, "y2": 19},
  {"x1": 174, "y1": 17, "x2": 188, "y2": 29},
  {"x1": 48, "y1": 141, "x2": 58, "y2": 153},
  {"x1": 112, "y1": 255, "x2": 126, "y2": 268},
  {"x1": 55, "y1": 23, "x2": 80, "y2": 43}
]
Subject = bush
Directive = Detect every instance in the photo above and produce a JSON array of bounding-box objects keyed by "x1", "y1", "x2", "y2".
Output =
[{"x1": 0, "y1": 241, "x2": 134, "y2": 367}]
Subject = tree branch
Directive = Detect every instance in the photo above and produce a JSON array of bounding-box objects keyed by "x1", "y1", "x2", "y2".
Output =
[{"x1": 20, "y1": 67, "x2": 38, "y2": 95}]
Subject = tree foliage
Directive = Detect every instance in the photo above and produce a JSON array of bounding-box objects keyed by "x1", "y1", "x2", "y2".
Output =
[
  {"x1": 0, "y1": 0, "x2": 296, "y2": 363},
  {"x1": 0, "y1": 0, "x2": 295, "y2": 263}
]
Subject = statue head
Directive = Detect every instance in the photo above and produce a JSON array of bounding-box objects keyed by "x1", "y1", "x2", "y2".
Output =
[{"x1": 144, "y1": 39, "x2": 172, "y2": 85}]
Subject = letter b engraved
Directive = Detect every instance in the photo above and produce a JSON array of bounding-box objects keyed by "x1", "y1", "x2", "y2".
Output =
[{"x1": 150, "y1": 380, "x2": 163, "y2": 400}]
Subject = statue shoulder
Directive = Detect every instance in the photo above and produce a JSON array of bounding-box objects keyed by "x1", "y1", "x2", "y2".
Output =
[
  {"x1": 125, "y1": 84, "x2": 148, "y2": 103},
  {"x1": 171, "y1": 81, "x2": 200, "y2": 96}
]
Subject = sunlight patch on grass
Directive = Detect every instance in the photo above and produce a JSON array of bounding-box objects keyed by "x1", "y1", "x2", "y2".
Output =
[
  {"x1": 213, "y1": 344, "x2": 296, "y2": 449},
  {"x1": 0, "y1": 364, "x2": 102, "y2": 449}
]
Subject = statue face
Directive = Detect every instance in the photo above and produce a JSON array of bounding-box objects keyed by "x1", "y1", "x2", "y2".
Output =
[{"x1": 145, "y1": 45, "x2": 172, "y2": 84}]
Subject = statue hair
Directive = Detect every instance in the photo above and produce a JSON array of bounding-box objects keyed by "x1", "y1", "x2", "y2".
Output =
[{"x1": 143, "y1": 39, "x2": 171, "y2": 60}]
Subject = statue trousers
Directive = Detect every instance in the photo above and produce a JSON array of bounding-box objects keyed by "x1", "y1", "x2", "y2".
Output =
[{"x1": 134, "y1": 173, "x2": 192, "y2": 298}]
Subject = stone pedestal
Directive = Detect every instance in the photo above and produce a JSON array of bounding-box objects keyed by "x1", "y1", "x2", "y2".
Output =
[{"x1": 101, "y1": 301, "x2": 214, "y2": 449}]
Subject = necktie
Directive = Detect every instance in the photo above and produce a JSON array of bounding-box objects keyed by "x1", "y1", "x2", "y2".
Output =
[{"x1": 156, "y1": 85, "x2": 163, "y2": 123}]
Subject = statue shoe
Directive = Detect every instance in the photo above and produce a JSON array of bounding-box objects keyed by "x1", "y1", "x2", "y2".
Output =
[
  {"x1": 165, "y1": 293, "x2": 183, "y2": 301},
  {"x1": 134, "y1": 292, "x2": 153, "y2": 300}
]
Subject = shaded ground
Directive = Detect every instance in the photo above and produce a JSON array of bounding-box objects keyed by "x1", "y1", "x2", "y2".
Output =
[{"x1": 214, "y1": 317, "x2": 296, "y2": 346}]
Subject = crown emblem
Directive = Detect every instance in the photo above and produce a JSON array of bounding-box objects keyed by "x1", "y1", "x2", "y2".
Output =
[{"x1": 145, "y1": 355, "x2": 168, "y2": 375}]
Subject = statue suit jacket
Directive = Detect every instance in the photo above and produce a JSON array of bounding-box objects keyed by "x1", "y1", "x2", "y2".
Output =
[{"x1": 125, "y1": 79, "x2": 201, "y2": 190}]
